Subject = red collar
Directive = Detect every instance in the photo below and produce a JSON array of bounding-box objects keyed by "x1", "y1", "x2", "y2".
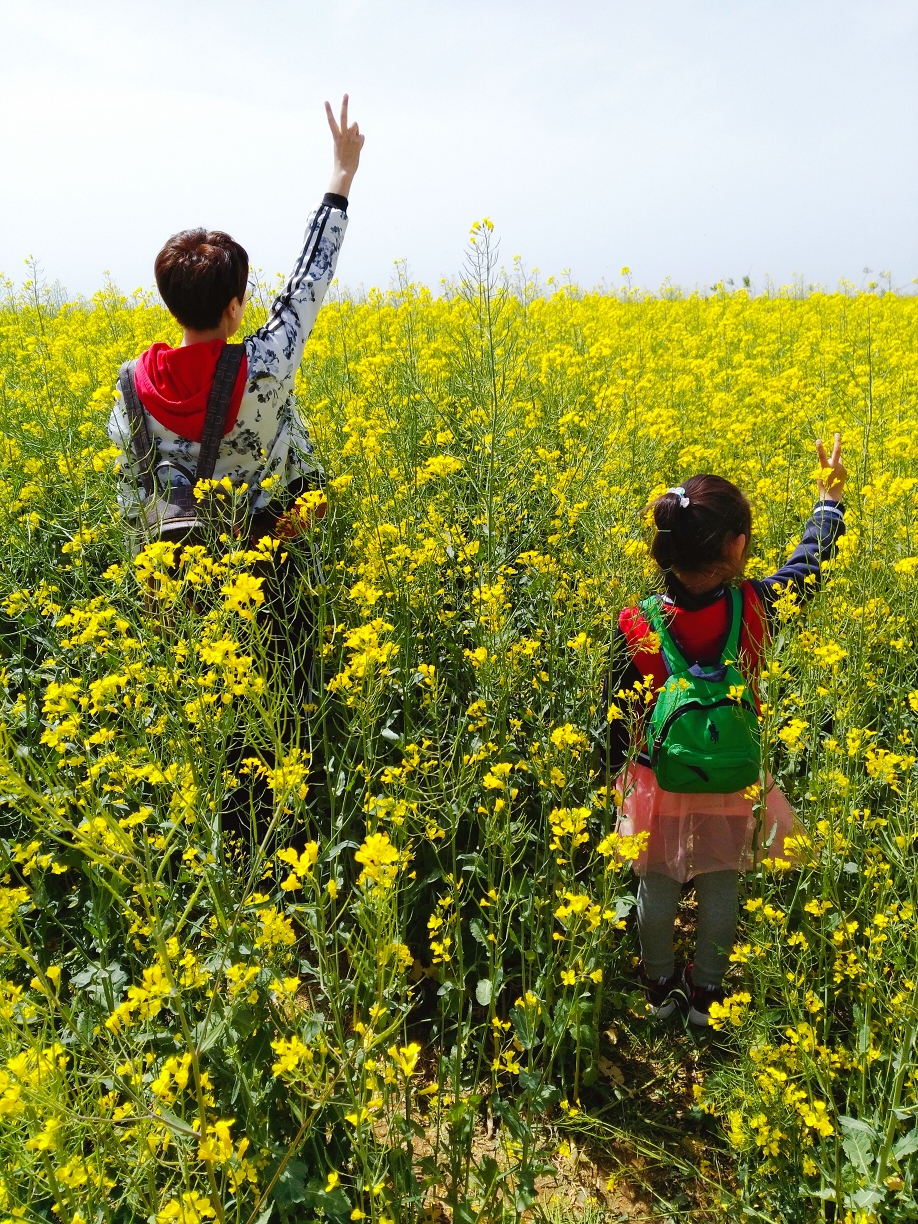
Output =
[{"x1": 134, "y1": 340, "x2": 247, "y2": 442}]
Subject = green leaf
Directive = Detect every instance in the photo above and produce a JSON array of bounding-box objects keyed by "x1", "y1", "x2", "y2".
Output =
[
  {"x1": 511, "y1": 1005, "x2": 540, "y2": 1050},
  {"x1": 271, "y1": 1159, "x2": 309, "y2": 1207},
  {"x1": 614, "y1": 893, "x2": 636, "y2": 920},
  {"x1": 71, "y1": 960, "x2": 127, "y2": 1006},
  {"x1": 514, "y1": 1168, "x2": 538, "y2": 1212},
  {"x1": 518, "y1": 1069, "x2": 560, "y2": 1110},
  {"x1": 849, "y1": 1188, "x2": 884, "y2": 1210},
  {"x1": 153, "y1": 1102, "x2": 200, "y2": 1139},
  {"x1": 195, "y1": 1014, "x2": 232, "y2": 1051},
  {"x1": 302, "y1": 1178, "x2": 352, "y2": 1221},
  {"x1": 477, "y1": 1154, "x2": 500, "y2": 1190},
  {"x1": 475, "y1": 978, "x2": 492, "y2": 1006},
  {"x1": 893, "y1": 1128, "x2": 918, "y2": 1160},
  {"x1": 326, "y1": 839, "x2": 359, "y2": 859},
  {"x1": 841, "y1": 1129, "x2": 874, "y2": 1178}
]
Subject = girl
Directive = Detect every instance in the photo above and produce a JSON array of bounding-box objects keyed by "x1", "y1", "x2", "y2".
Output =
[{"x1": 605, "y1": 437, "x2": 847, "y2": 1025}]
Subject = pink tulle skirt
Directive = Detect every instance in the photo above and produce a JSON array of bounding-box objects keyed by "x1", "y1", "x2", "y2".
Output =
[{"x1": 616, "y1": 763, "x2": 799, "y2": 883}]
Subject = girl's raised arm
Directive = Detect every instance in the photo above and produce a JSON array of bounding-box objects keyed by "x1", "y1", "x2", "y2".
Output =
[{"x1": 751, "y1": 434, "x2": 847, "y2": 611}]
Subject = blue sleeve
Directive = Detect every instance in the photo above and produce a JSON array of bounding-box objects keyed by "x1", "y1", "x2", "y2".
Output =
[{"x1": 750, "y1": 500, "x2": 845, "y2": 618}]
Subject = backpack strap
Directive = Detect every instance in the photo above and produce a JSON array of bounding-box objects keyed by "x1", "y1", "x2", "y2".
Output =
[
  {"x1": 639, "y1": 595, "x2": 689, "y2": 677},
  {"x1": 641, "y1": 588, "x2": 744, "y2": 675},
  {"x1": 719, "y1": 585, "x2": 743, "y2": 665},
  {"x1": 118, "y1": 359, "x2": 156, "y2": 498},
  {"x1": 196, "y1": 344, "x2": 245, "y2": 482}
]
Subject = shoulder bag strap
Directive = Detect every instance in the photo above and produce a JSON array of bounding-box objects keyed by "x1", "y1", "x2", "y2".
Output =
[
  {"x1": 118, "y1": 359, "x2": 156, "y2": 496},
  {"x1": 719, "y1": 586, "x2": 743, "y2": 665},
  {"x1": 639, "y1": 595, "x2": 689, "y2": 676},
  {"x1": 196, "y1": 343, "x2": 245, "y2": 482}
]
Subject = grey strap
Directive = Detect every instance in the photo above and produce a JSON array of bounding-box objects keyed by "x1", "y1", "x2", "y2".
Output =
[
  {"x1": 118, "y1": 359, "x2": 156, "y2": 496},
  {"x1": 196, "y1": 344, "x2": 245, "y2": 482}
]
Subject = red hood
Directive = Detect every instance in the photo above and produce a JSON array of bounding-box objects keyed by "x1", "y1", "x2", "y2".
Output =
[{"x1": 135, "y1": 340, "x2": 247, "y2": 443}]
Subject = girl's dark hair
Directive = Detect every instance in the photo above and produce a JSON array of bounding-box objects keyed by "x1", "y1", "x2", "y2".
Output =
[
  {"x1": 154, "y1": 229, "x2": 249, "y2": 331},
  {"x1": 650, "y1": 474, "x2": 751, "y2": 574}
]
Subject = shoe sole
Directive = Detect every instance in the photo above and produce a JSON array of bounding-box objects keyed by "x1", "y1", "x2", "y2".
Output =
[
  {"x1": 648, "y1": 998, "x2": 678, "y2": 1020},
  {"x1": 688, "y1": 1004, "x2": 712, "y2": 1026}
]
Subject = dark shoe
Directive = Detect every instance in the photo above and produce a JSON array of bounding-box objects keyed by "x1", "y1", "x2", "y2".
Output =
[
  {"x1": 639, "y1": 963, "x2": 683, "y2": 1019},
  {"x1": 683, "y1": 962, "x2": 725, "y2": 1026}
]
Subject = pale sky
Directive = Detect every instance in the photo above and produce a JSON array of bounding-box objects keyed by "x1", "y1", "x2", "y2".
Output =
[{"x1": 1, "y1": 0, "x2": 916, "y2": 297}]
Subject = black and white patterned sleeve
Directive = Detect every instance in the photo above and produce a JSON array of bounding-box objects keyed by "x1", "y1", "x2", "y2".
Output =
[
  {"x1": 107, "y1": 389, "x2": 144, "y2": 521},
  {"x1": 243, "y1": 194, "x2": 348, "y2": 408}
]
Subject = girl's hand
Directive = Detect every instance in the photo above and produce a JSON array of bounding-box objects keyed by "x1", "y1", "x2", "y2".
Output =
[
  {"x1": 325, "y1": 94, "x2": 364, "y2": 199},
  {"x1": 816, "y1": 433, "x2": 846, "y2": 502}
]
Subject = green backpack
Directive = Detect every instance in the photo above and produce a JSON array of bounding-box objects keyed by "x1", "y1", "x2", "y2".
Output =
[{"x1": 641, "y1": 587, "x2": 761, "y2": 794}]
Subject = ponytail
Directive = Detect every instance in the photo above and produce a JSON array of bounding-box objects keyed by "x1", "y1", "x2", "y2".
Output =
[{"x1": 649, "y1": 474, "x2": 751, "y2": 575}]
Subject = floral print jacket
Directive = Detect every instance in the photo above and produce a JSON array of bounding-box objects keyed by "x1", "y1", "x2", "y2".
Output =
[{"x1": 108, "y1": 193, "x2": 348, "y2": 517}]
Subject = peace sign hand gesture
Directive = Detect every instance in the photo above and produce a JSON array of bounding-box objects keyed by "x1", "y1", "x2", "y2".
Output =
[
  {"x1": 816, "y1": 433, "x2": 847, "y2": 503},
  {"x1": 325, "y1": 94, "x2": 364, "y2": 199}
]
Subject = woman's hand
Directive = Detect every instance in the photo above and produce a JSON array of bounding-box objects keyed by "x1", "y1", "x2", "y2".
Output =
[
  {"x1": 325, "y1": 94, "x2": 364, "y2": 199},
  {"x1": 816, "y1": 433, "x2": 847, "y2": 502}
]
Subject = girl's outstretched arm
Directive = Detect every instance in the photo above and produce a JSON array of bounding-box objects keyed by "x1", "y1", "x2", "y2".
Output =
[{"x1": 751, "y1": 434, "x2": 847, "y2": 614}]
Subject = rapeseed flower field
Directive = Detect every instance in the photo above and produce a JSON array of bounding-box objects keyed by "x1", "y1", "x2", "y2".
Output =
[{"x1": 0, "y1": 227, "x2": 916, "y2": 1222}]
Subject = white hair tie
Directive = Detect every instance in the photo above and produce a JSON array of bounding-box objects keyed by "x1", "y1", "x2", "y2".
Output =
[{"x1": 667, "y1": 486, "x2": 690, "y2": 508}]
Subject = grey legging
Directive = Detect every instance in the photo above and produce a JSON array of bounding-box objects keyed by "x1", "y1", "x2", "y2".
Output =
[{"x1": 636, "y1": 869, "x2": 739, "y2": 988}]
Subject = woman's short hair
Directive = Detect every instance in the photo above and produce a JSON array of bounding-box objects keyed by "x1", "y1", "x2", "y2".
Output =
[{"x1": 154, "y1": 229, "x2": 249, "y2": 331}]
